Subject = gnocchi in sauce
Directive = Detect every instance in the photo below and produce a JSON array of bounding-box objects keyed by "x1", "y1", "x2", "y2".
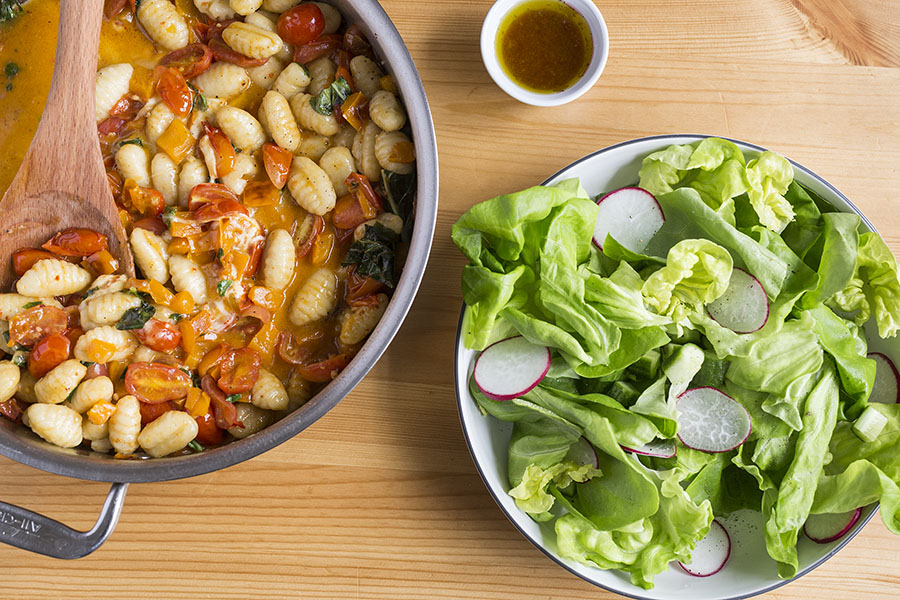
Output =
[{"x1": 0, "y1": 0, "x2": 416, "y2": 457}]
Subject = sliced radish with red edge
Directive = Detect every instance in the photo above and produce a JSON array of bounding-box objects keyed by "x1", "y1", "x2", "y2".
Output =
[
  {"x1": 622, "y1": 437, "x2": 676, "y2": 459},
  {"x1": 868, "y1": 352, "x2": 900, "y2": 404},
  {"x1": 676, "y1": 387, "x2": 751, "y2": 453},
  {"x1": 592, "y1": 187, "x2": 665, "y2": 253},
  {"x1": 706, "y1": 268, "x2": 769, "y2": 334},
  {"x1": 567, "y1": 436, "x2": 599, "y2": 468},
  {"x1": 804, "y1": 508, "x2": 862, "y2": 544},
  {"x1": 679, "y1": 519, "x2": 731, "y2": 577},
  {"x1": 473, "y1": 336, "x2": 551, "y2": 401}
]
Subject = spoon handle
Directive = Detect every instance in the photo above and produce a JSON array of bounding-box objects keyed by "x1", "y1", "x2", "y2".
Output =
[{"x1": 19, "y1": 0, "x2": 105, "y2": 196}]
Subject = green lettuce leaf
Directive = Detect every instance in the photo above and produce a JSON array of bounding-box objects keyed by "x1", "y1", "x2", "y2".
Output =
[
  {"x1": 745, "y1": 151, "x2": 795, "y2": 232},
  {"x1": 641, "y1": 239, "x2": 733, "y2": 322},
  {"x1": 509, "y1": 461, "x2": 599, "y2": 519},
  {"x1": 801, "y1": 212, "x2": 860, "y2": 308},
  {"x1": 836, "y1": 232, "x2": 900, "y2": 338}
]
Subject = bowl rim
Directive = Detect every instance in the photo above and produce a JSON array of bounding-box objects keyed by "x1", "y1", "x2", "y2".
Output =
[
  {"x1": 480, "y1": 0, "x2": 610, "y2": 107},
  {"x1": 453, "y1": 133, "x2": 881, "y2": 600},
  {"x1": 0, "y1": 0, "x2": 439, "y2": 484}
]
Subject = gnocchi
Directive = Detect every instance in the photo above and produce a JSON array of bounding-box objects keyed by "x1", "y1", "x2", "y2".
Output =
[{"x1": 287, "y1": 156, "x2": 337, "y2": 215}]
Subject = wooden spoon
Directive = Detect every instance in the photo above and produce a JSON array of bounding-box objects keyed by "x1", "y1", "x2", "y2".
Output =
[{"x1": 0, "y1": 0, "x2": 134, "y2": 290}]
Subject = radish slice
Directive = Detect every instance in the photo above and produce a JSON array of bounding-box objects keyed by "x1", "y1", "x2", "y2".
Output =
[
  {"x1": 706, "y1": 268, "x2": 769, "y2": 334},
  {"x1": 868, "y1": 352, "x2": 900, "y2": 404},
  {"x1": 567, "y1": 437, "x2": 599, "y2": 468},
  {"x1": 804, "y1": 508, "x2": 862, "y2": 544},
  {"x1": 622, "y1": 438, "x2": 676, "y2": 459},
  {"x1": 676, "y1": 387, "x2": 752, "y2": 453},
  {"x1": 592, "y1": 187, "x2": 665, "y2": 252},
  {"x1": 679, "y1": 519, "x2": 731, "y2": 577},
  {"x1": 473, "y1": 336, "x2": 551, "y2": 401}
]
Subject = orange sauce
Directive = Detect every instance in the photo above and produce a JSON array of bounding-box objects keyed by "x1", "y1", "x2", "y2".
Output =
[
  {"x1": 496, "y1": 0, "x2": 592, "y2": 94},
  {"x1": 0, "y1": 0, "x2": 58, "y2": 196}
]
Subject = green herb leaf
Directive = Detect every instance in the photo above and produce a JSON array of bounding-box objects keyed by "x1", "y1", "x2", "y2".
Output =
[
  {"x1": 187, "y1": 440, "x2": 204, "y2": 453},
  {"x1": 217, "y1": 279, "x2": 233, "y2": 296},
  {"x1": 382, "y1": 169, "x2": 415, "y2": 241},
  {"x1": 310, "y1": 76, "x2": 352, "y2": 115},
  {"x1": 119, "y1": 138, "x2": 144, "y2": 148},
  {"x1": 5, "y1": 83, "x2": 11, "y2": 92},
  {"x1": 187, "y1": 81, "x2": 208, "y2": 112},
  {"x1": 22, "y1": 301, "x2": 41, "y2": 309},
  {"x1": 216, "y1": 248, "x2": 224, "y2": 259},
  {"x1": 116, "y1": 300, "x2": 155, "y2": 330},
  {"x1": 0, "y1": 2, "x2": 23, "y2": 25},
  {"x1": 180, "y1": 366, "x2": 201, "y2": 389},
  {"x1": 162, "y1": 205, "x2": 177, "y2": 227},
  {"x1": 11, "y1": 353, "x2": 26, "y2": 367},
  {"x1": 225, "y1": 393, "x2": 241, "y2": 403},
  {"x1": 83, "y1": 287, "x2": 99, "y2": 299},
  {"x1": 170, "y1": 313, "x2": 185, "y2": 322},
  {"x1": 342, "y1": 223, "x2": 398, "y2": 288},
  {"x1": 5, "y1": 61, "x2": 19, "y2": 78},
  {"x1": 80, "y1": 361, "x2": 95, "y2": 368}
]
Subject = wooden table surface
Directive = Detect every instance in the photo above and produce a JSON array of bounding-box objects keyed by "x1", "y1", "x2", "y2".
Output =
[{"x1": 3, "y1": 0, "x2": 900, "y2": 598}]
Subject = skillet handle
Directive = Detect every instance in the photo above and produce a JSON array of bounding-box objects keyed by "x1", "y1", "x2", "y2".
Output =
[{"x1": 0, "y1": 483, "x2": 128, "y2": 559}]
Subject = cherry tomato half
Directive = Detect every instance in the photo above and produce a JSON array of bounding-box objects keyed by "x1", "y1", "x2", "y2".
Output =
[
  {"x1": 159, "y1": 43, "x2": 213, "y2": 79},
  {"x1": 125, "y1": 362, "x2": 193, "y2": 404},
  {"x1": 202, "y1": 375, "x2": 241, "y2": 429},
  {"x1": 217, "y1": 347, "x2": 261, "y2": 394},
  {"x1": 12, "y1": 248, "x2": 56, "y2": 277},
  {"x1": 261, "y1": 142, "x2": 293, "y2": 190},
  {"x1": 42, "y1": 228, "x2": 108, "y2": 257},
  {"x1": 135, "y1": 319, "x2": 182, "y2": 353},
  {"x1": 9, "y1": 305, "x2": 68, "y2": 347},
  {"x1": 277, "y1": 3, "x2": 325, "y2": 46},
  {"x1": 194, "y1": 410, "x2": 225, "y2": 446},
  {"x1": 155, "y1": 66, "x2": 193, "y2": 117},
  {"x1": 140, "y1": 400, "x2": 175, "y2": 426},
  {"x1": 28, "y1": 332, "x2": 71, "y2": 378},
  {"x1": 208, "y1": 38, "x2": 267, "y2": 68},
  {"x1": 298, "y1": 353, "x2": 351, "y2": 383}
]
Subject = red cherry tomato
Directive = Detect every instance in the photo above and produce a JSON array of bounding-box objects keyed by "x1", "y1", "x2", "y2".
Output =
[
  {"x1": 85, "y1": 362, "x2": 110, "y2": 380},
  {"x1": 139, "y1": 400, "x2": 175, "y2": 426},
  {"x1": 155, "y1": 66, "x2": 193, "y2": 117},
  {"x1": 208, "y1": 38, "x2": 267, "y2": 68},
  {"x1": 217, "y1": 348, "x2": 261, "y2": 394},
  {"x1": 293, "y1": 33, "x2": 341, "y2": 64},
  {"x1": 42, "y1": 228, "x2": 108, "y2": 257},
  {"x1": 28, "y1": 333, "x2": 71, "y2": 378},
  {"x1": 194, "y1": 410, "x2": 225, "y2": 446},
  {"x1": 277, "y1": 3, "x2": 325, "y2": 46},
  {"x1": 132, "y1": 216, "x2": 168, "y2": 235},
  {"x1": 261, "y1": 142, "x2": 293, "y2": 190},
  {"x1": 12, "y1": 248, "x2": 56, "y2": 277},
  {"x1": 9, "y1": 305, "x2": 68, "y2": 347},
  {"x1": 202, "y1": 375, "x2": 241, "y2": 429},
  {"x1": 125, "y1": 362, "x2": 193, "y2": 404},
  {"x1": 202, "y1": 124, "x2": 236, "y2": 178},
  {"x1": 159, "y1": 43, "x2": 213, "y2": 79},
  {"x1": 135, "y1": 319, "x2": 182, "y2": 353},
  {"x1": 298, "y1": 353, "x2": 351, "y2": 383},
  {"x1": 296, "y1": 214, "x2": 325, "y2": 258}
]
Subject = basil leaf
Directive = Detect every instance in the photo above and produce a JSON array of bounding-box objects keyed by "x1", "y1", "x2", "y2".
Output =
[
  {"x1": 342, "y1": 223, "x2": 398, "y2": 288},
  {"x1": 83, "y1": 287, "x2": 99, "y2": 299},
  {"x1": 170, "y1": 313, "x2": 185, "y2": 322},
  {"x1": 187, "y1": 440, "x2": 204, "y2": 453},
  {"x1": 162, "y1": 206, "x2": 177, "y2": 228},
  {"x1": 382, "y1": 169, "x2": 415, "y2": 241},
  {"x1": 116, "y1": 300, "x2": 155, "y2": 330},
  {"x1": 11, "y1": 353, "x2": 26, "y2": 367},
  {"x1": 187, "y1": 82, "x2": 207, "y2": 112},
  {"x1": 217, "y1": 279, "x2": 233, "y2": 296},
  {"x1": 80, "y1": 361, "x2": 95, "y2": 368},
  {"x1": 225, "y1": 393, "x2": 241, "y2": 403},
  {"x1": 309, "y1": 76, "x2": 352, "y2": 116},
  {"x1": 119, "y1": 138, "x2": 143, "y2": 148},
  {"x1": 22, "y1": 301, "x2": 41, "y2": 309},
  {"x1": 0, "y1": 2, "x2": 23, "y2": 25}
]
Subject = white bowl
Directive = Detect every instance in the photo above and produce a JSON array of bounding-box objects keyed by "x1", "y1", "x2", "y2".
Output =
[
  {"x1": 480, "y1": 0, "x2": 609, "y2": 107},
  {"x1": 454, "y1": 134, "x2": 886, "y2": 600}
]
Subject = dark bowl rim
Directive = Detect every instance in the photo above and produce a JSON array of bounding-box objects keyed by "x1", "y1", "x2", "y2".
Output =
[{"x1": 453, "y1": 133, "x2": 880, "y2": 600}]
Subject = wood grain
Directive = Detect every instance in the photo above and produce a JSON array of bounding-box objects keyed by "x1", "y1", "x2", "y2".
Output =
[
  {"x1": 0, "y1": 0, "x2": 132, "y2": 289},
  {"x1": 2, "y1": 0, "x2": 900, "y2": 598}
]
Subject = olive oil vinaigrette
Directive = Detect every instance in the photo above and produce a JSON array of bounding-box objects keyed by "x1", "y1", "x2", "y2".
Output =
[{"x1": 496, "y1": 0, "x2": 592, "y2": 94}]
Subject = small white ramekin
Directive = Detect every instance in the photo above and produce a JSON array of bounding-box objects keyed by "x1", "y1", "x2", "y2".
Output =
[{"x1": 480, "y1": 0, "x2": 609, "y2": 107}]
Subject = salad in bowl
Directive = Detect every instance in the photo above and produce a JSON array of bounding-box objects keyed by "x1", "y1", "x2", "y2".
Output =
[{"x1": 452, "y1": 135, "x2": 900, "y2": 598}]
